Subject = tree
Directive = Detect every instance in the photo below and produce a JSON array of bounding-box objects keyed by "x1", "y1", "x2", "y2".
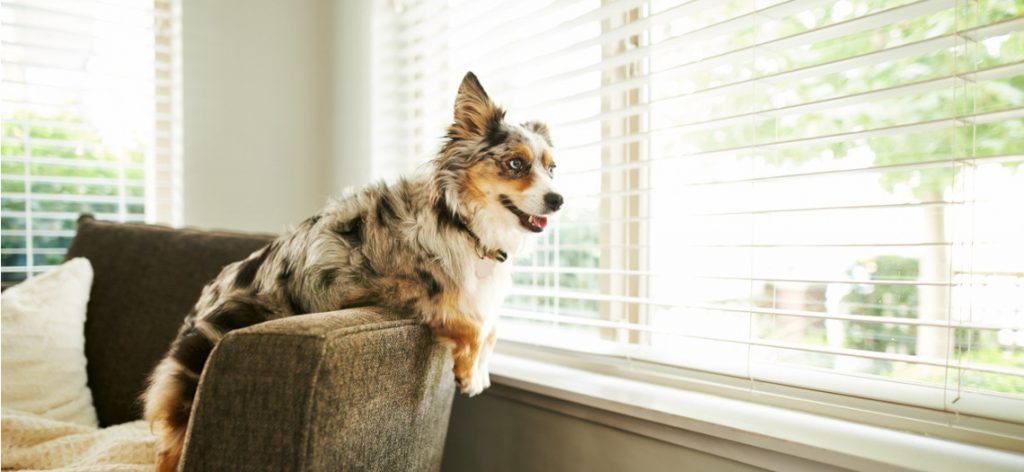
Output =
[{"x1": 682, "y1": 1, "x2": 1023, "y2": 382}]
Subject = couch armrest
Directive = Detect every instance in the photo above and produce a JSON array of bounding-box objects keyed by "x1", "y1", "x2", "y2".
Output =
[{"x1": 179, "y1": 308, "x2": 455, "y2": 472}]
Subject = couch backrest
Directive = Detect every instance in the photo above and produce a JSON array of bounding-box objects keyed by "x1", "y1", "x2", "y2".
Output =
[{"x1": 65, "y1": 215, "x2": 274, "y2": 426}]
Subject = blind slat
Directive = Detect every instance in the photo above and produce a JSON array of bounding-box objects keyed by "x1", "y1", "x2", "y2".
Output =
[
  {"x1": 1, "y1": 155, "x2": 147, "y2": 170},
  {"x1": 2, "y1": 192, "x2": 146, "y2": 205},
  {"x1": 0, "y1": 175, "x2": 146, "y2": 187},
  {"x1": 0, "y1": 266, "x2": 59, "y2": 273},
  {"x1": 0, "y1": 248, "x2": 70, "y2": 254},
  {"x1": 560, "y1": 153, "x2": 1023, "y2": 186},
  {"x1": 3, "y1": 229, "x2": 77, "y2": 237},
  {"x1": 559, "y1": 105, "x2": 1024, "y2": 152},
  {"x1": 0, "y1": 210, "x2": 146, "y2": 222}
]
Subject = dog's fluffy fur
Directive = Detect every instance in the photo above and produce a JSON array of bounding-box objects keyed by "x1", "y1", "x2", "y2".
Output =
[{"x1": 142, "y1": 72, "x2": 560, "y2": 471}]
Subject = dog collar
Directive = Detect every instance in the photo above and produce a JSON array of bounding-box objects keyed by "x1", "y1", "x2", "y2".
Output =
[
  {"x1": 475, "y1": 258, "x2": 496, "y2": 278},
  {"x1": 465, "y1": 227, "x2": 507, "y2": 263},
  {"x1": 481, "y1": 247, "x2": 508, "y2": 263},
  {"x1": 438, "y1": 198, "x2": 508, "y2": 263}
]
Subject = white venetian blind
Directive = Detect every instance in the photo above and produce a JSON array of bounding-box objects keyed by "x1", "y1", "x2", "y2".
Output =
[
  {"x1": 376, "y1": 0, "x2": 1024, "y2": 433},
  {"x1": 1, "y1": 0, "x2": 182, "y2": 283}
]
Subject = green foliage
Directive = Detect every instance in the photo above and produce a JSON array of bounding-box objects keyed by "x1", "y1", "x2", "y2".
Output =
[{"x1": 841, "y1": 256, "x2": 919, "y2": 374}]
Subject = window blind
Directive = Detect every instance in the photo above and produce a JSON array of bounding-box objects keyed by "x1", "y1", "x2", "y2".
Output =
[
  {"x1": 376, "y1": 0, "x2": 1024, "y2": 435},
  {"x1": 1, "y1": 0, "x2": 182, "y2": 283}
]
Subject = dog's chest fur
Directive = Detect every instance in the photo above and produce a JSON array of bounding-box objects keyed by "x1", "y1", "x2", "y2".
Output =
[{"x1": 460, "y1": 259, "x2": 513, "y2": 325}]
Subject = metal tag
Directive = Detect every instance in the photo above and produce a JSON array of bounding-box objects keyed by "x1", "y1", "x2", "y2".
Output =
[{"x1": 475, "y1": 258, "x2": 495, "y2": 278}]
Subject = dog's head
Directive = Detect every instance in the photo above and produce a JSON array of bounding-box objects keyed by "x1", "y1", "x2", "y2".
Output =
[{"x1": 433, "y1": 72, "x2": 562, "y2": 249}]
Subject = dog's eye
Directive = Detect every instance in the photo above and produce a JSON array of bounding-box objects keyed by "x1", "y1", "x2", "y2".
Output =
[
  {"x1": 548, "y1": 164, "x2": 556, "y2": 176},
  {"x1": 508, "y1": 157, "x2": 526, "y2": 171}
]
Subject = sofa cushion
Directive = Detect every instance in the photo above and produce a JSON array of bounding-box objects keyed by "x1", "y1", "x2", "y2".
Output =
[{"x1": 64, "y1": 215, "x2": 273, "y2": 426}]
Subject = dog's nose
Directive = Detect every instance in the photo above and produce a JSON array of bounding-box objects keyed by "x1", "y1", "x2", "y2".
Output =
[{"x1": 544, "y1": 192, "x2": 564, "y2": 212}]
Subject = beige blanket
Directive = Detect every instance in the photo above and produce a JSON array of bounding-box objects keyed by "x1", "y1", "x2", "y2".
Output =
[{"x1": 1, "y1": 409, "x2": 156, "y2": 471}]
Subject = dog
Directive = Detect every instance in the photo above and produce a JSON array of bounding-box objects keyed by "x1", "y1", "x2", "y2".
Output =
[{"x1": 142, "y1": 71, "x2": 561, "y2": 471}]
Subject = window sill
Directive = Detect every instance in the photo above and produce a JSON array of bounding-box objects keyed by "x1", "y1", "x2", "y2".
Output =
[{"x1": 486, "y1": 350, "x2": 1024, "y2": 472}]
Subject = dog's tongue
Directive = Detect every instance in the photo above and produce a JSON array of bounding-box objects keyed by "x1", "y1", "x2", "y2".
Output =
[{"x1": 529, "y1": 215, "x2": 548, "y2": 229}]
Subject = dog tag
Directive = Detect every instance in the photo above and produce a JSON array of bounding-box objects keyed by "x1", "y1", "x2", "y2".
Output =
[{"x1": 475, "y1": 258, "x2": 495, "y2": 278}]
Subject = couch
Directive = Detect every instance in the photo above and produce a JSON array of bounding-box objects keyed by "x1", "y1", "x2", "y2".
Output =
[{"x1": 62, "y1": 215, "x2": 456, "y2": 470}]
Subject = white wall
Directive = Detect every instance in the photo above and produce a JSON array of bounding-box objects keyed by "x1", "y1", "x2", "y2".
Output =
[
  {"x1": 182, "y1": 0, "x2": 372, "y2": 234},
  {"x1": 331, "y1": 0, "x2": 374, "y2": 193}
]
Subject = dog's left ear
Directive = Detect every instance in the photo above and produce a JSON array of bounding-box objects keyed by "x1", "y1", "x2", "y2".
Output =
[{"x1": 450, "y1": 72, "x2": 505, "y2": 141}]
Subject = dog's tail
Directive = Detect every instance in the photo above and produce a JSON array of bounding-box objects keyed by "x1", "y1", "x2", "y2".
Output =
[{"x1": 143, "y1": 295, "x2": 276, "y2": 471}]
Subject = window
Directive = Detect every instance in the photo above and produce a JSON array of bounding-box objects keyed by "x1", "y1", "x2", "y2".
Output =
[
  {"x1": 375, "y1": 0, "x2": 1024, "y2": 441},
  {"x1": 1, "y1": 0, "x2": 182, "y2": 283}
]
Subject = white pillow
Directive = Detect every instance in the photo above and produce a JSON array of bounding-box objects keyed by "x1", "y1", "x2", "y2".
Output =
[{"x1": 1, "y1": 257, "x2": 99, "y2": 427}]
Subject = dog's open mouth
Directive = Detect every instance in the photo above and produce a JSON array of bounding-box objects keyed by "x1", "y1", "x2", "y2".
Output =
[{"x1": 499, "y1": 195, "x2": 547, "y2": 233}]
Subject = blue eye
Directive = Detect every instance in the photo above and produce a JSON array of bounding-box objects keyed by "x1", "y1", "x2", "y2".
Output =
[{"x1": 508, "y1": 157, "x2": 526, "y2": 170}]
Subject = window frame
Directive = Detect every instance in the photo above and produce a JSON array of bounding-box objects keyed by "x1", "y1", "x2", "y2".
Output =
[
  {"x1": 373, "y1": 0, "x2": 1024, "y2": 448},
  {"x1": 494, "y1": 0, "x2": 1024, "y2": 437}
]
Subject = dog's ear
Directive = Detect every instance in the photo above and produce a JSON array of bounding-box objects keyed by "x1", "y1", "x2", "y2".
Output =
[
  {"x1": 522, "y1": 120, "x2": 552, "y2": 146},
  {"x1": 450, "y1": 72, "x2": 505, "y2": 141}
]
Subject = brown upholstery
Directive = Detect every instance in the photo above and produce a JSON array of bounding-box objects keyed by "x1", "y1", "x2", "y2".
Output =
[
  {"x1": 64, "y1": 215, "x2": 273, "y2": 427},
  {"x1": 183, "y1": 309, "x2": 455, "y2": 471}
]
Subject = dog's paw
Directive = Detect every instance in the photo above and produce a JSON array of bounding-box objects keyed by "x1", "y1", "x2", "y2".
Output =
[
  {"x1": 476, "y1": 366, "x2": 491, "y2": 389},
  {"x1": 458, "y1": 373, "x2": 486, "y2": 397}
]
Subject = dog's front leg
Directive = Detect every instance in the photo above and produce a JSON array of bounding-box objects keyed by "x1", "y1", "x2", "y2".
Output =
[
  {"x1": 474, "y1": 326, "x2": 497, "y2": 390},
  {"x1": 431, "y1": 317, "x2": 486, "y2": 396}
]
